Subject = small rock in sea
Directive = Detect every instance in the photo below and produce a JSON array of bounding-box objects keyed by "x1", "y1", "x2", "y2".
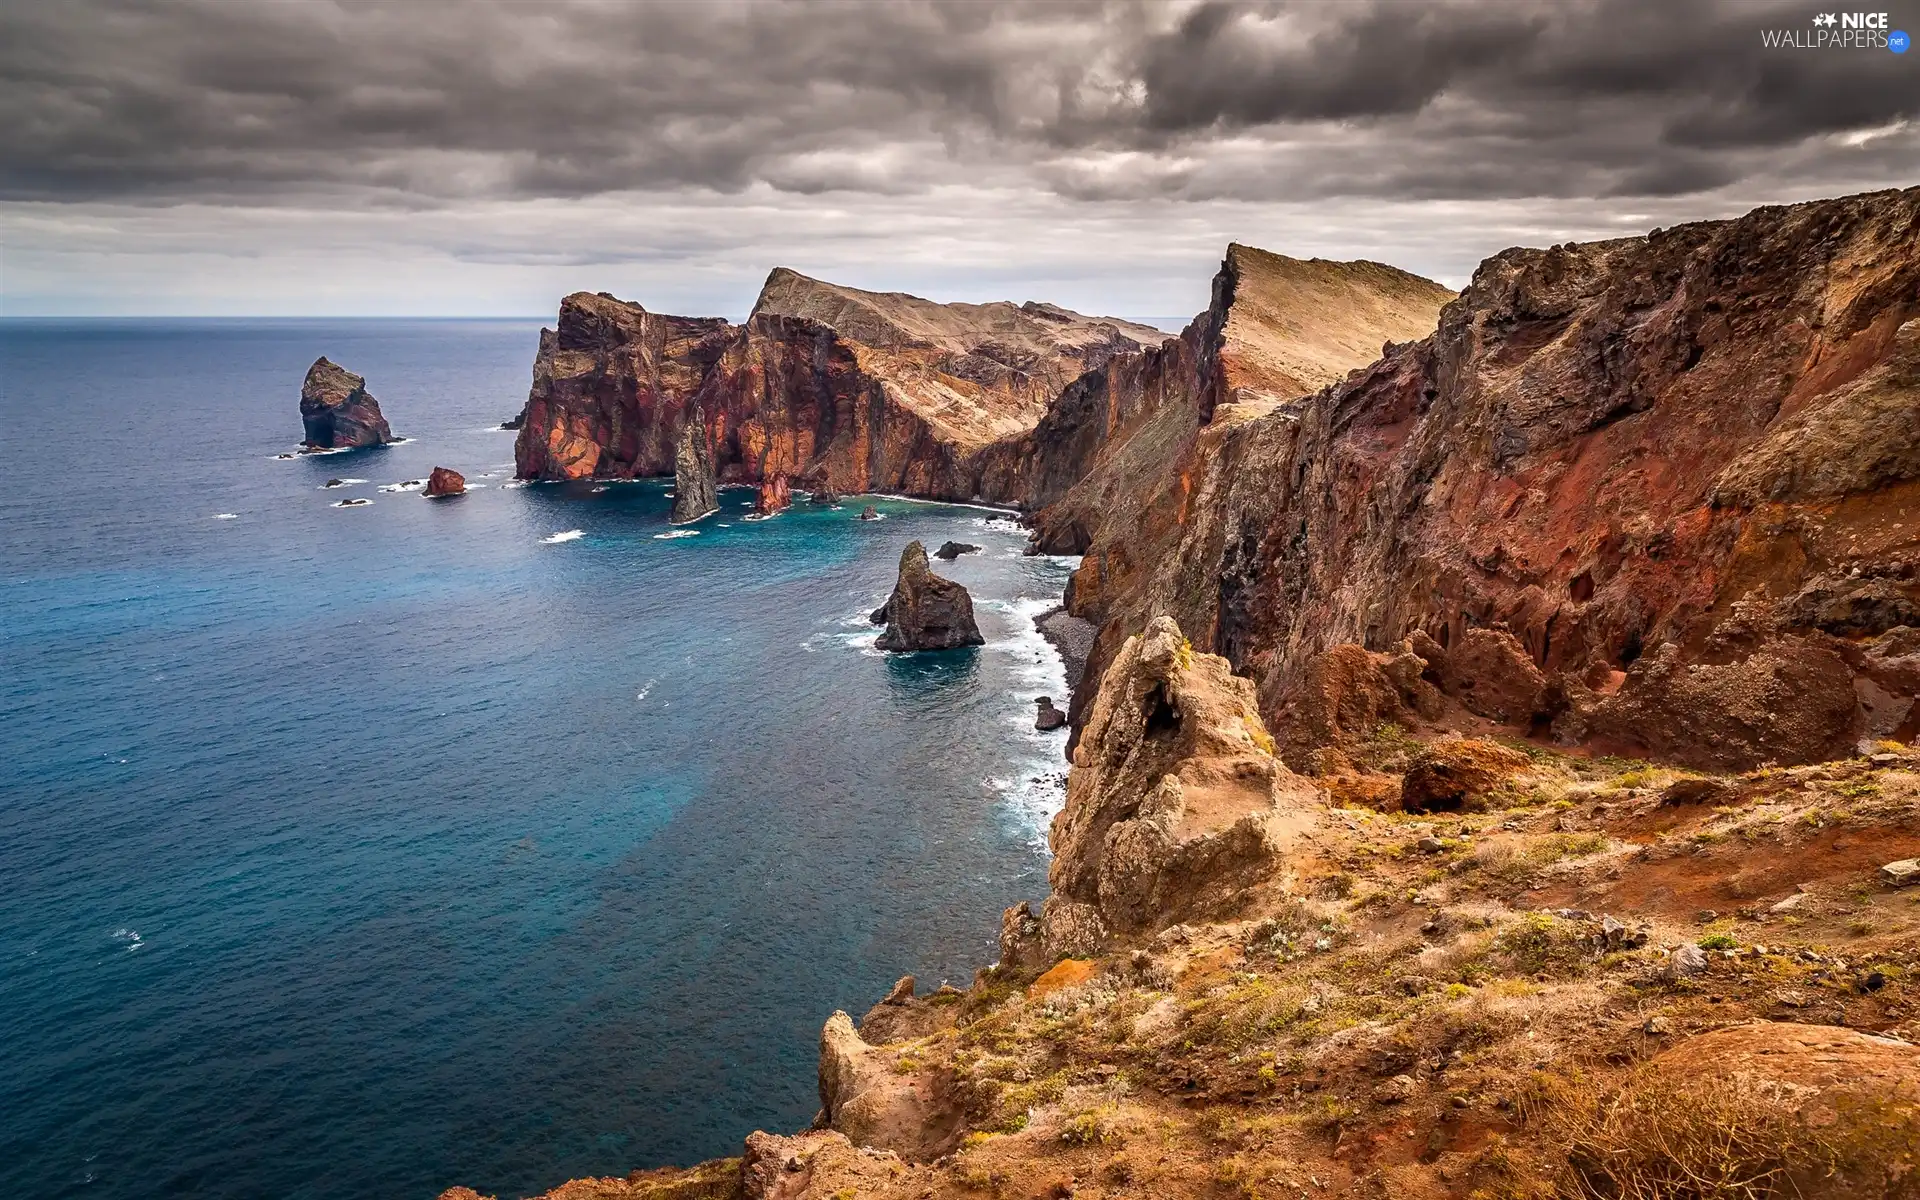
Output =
[
  {"x1": 859, "y1": 505, "x2": 880, "y2": 520},
  {"x1": 324, "y1": 478, "x2": 346, "y2": 488},
  {"x1": 808, "y1": 487, "x2": 840, "y2": 506},
  {"x1": 1034, "y1": 696, "x2": 1067, "y2": 731},
  {"x1": 933, "y1": 541, "x2": 980, "y2": 561},
  {"x1": 499, "y1": 411, "x2": 524, "y2": 430},
  {"x1": 425, "y1": 466, "x2": 466, "y2": 497}
]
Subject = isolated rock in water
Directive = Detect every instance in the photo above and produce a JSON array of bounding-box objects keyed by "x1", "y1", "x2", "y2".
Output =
[
  {"x1": 754, "y1": 474, "x2": 792, "y2": 515},
  {"x1": 808, "y1": 486, "x2": 840, "y2": 506},
  {"x1": 669, "y1": 414, "x2": 719, "y2": 524},
  {"x1": 1049, "y1": 615, "x2": 1320, "y2": 933},
  {"x1": 874, "y1": 542, "x2": 985, "y2": 652},
  {"x1": 424, "y1": 467, "x2": 465, "y2": 497},
  {"x1": 859, "y1": 505, "x2": 880, "y2": 520},
  {"x1": 498, "y1": 411, "x2": 524, "y2": 431},
  {"x1": 1034, "y1": 696, "x2": 1067, "y2": 730},
  {"x1": 933, "y1": 541, "x2": 980, "y2": 560},
  {"x1": 299, "y1": 357, "x2": 393, "y2": 449}
]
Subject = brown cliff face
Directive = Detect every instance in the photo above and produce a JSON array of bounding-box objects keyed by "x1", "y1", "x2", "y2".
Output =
[
  {"x1": 299, "y1": 357, "x2": 394, "y2": 449},
  {"x1": 753, "y1": 474, "x2": 792, "y2": 515},
  {"x1": 1053, "y1": 188, "x2": 1920, "y2": 770},
  {"x1": 512, "y1": 272, "x2": 1165, "y2": 497}
]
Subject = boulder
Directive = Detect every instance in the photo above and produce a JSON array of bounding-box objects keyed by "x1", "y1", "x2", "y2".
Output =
[
  {"x1": 1399, "y1": 738, "x2": 1533, "y2": 813},
  {"x1": 873, "y1": 542, "x2": 985, "y2": 652},
  {"x1": 1034, "y1": 696, "x2": 1068, "y2": 730},
  {"x1": 754, "y1": 474, "x2": 792, "y2": 515},
  {"x1": 424, "y1": 467, "x2": 465, "y2": 498},
  {"x1": 497, "y1": 411, "x2": 524, "y2": 431},
  {"x1": 669, "y1": 413, "x2": 719, "y2": 524},
  {"x1": 933, "y1": 541, "x2": 980, "y2": 560},
  {"x1": 859, "y1": 505, "x2": 881, "y2": 521},
  {"x1": 299, "y1": 357, "x2": 393, "y2": 449},
  {"x1": 807, "y1": 487, "x2": 840, "y2": 506}
]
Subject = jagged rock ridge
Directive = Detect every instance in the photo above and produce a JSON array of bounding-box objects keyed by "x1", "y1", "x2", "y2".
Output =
[
  {"x1": 1045, "y1": 189, "x2": 1920, "y2": 771},
  {"x1": 669, "y1": 412, "x2": 719, "y2": 524}
]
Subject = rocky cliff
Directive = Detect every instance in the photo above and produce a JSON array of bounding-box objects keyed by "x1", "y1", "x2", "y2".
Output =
[
  {"x1": 511, "y1": 271, "x2": 1167, "y2": 497},
  {"x1": 299, "y1": 357, "x2": 394, "y2": 450},
  {"x1": 1048, "y1": 189, "x2": 1920, "y2": 771}
]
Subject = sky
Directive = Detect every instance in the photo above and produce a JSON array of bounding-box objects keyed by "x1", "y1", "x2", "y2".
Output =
[{"x1": 2, "y1": 0, "x2": 1915, "y2": 321}]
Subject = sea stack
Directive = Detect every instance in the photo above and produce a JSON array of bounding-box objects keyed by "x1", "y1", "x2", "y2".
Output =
[
  {"x1": 872, "y1": 541, "x2": 985, "y2": 653},
  {"x1": 669, "y1": 415, "x2": 719, "y2": 524},
  {"x1": 754, "y1": 474, "x2": 792, "y2": 516},
  {"x1": 299, "y1": 357, "x2": 393, "y2": 450},
  {"x1": 424, "y1": 467, "x2": 465, "y2": 497},
  {"x1": 933, "y1": 541, "x2": 979, "y2": 561}
]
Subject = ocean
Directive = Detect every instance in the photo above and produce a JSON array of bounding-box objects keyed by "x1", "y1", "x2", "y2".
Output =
[{"x1": 0, "y1": 319, "x2": 1072, "y2": 1199}]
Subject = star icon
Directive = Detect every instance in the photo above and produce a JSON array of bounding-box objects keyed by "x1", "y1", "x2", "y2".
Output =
[{"x1": 1813, "y1": 12, "x2": 1837, "y2": 26}]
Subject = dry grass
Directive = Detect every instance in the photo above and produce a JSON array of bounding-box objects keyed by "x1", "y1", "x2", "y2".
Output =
[{"x1": 1533, "y1": 1069, "x2": 1920, "y2": 1199}]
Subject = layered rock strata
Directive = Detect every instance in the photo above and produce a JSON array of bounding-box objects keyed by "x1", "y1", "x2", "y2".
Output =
[
  {"x1": 299, "y1": 357, "x2": 394, "y2": 449},
  {"x1": 669, "y1": 413, "x2": 719, "y2": 524},
  {"x1": 1045, "y1": 189, "x2": 1920, "y2": 770},
  {"x1": 871, "y1": 542, "x2": 984, "y2": 653}
]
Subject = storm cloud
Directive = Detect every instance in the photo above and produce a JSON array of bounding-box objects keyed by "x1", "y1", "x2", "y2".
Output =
[{"x1": 1, "y1": 0, "x2": 1914, "y2": 314}]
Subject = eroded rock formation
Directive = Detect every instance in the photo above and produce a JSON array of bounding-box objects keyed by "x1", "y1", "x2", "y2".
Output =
[
  {"x1": 1004, "y1": 617, "x2": 1320, "y2": 964},
  {"x1": 299, "y1": 357, "x2": 394, "y2": 450},
  {"x1": 669, "y1": 413, "x2": 719, "y2": 524},
  {"x1": 872, "y1": 542, "x2": 984, "y2": 653},
  {"x1": 754, "y1": 474, "x2": 792, "y2": 516}
]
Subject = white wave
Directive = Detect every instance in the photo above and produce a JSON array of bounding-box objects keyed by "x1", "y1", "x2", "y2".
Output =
[
  {"x1": 388, "y1": 437, "x2": 415, "y2": 445},
  {"x1": 717, "y1": 523, "x2": 731, "y2": 528},
  {"x1": 653, "y1": 529, "x2": 699, "y2": 539},
  {"x1": 741, "y1": 512, "x2": 778, "y2": 522},
  {"x1": 635, "y1": 678, "x2": 656, "y2": 700},
  {"x1": 378, "y1": 480, "x2": 426, "y2": 493},
  {"x1": 270, "y1": 453, "x2": 298, "y2": 460},
  {"x1": 111, "y1": 928, "x2": 145, "y2": 952},
  {"x1": 591, "y1": 486, "x2": 608, "y2": 493},
  {"x1": 542, "y1": 529, "x2": 584, "y2": 544},
  {"x1": 332, "y1": 498, "x2": 372, "y2": 508},
  {"x1": 319, "y1": 478, "x2": 368, "y2": 489},
  {"x1": 211, "y1": 513, "x2": 239, "y2": 520},
  {"x1": 502, "y1": 480, "x2": 530, "y2": 489},
  {"x1": 299, "y1": 445, "x2": 353, "y2": 456},
  {"x1": 987, "y1": 760, "x2": 1069, "y2": 854}
]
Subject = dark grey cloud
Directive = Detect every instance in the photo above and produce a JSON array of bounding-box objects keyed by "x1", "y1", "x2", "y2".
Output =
[{"x1": 2, "y1": 0, "x2": 1914, "y2": 209}]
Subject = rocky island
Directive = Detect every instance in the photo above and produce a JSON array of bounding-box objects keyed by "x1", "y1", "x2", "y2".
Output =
[
  {"x1": 299, "y1": 357, "x2": 394, "y2": 450},
  {"x1": 445, "y1": 187, "x2": 1920, "y2": 1200},
  {"x1": 871, "y1": 541, "x2": 984, "y2": 653},
  {"x1": 424, "y1": 467, "x2": 464, "y2": 497}
]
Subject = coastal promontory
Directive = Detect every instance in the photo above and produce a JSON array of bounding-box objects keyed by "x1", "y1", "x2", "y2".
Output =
[
  {"x1": 299, "y1": 357, "x2": 394, "y2": 450},
  {"x1": 871, "y1": 541, "x2": 984, "y2": 652}
]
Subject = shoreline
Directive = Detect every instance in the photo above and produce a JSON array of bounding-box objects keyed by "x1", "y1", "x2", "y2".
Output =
[{"x1": 1032, "y1": 604, "x2": 1094, "y2": 697}]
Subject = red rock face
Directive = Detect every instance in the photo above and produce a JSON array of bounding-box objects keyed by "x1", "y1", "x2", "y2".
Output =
[
  {"x1": 511, "y1": 273, "x2": 1166, "y2": 499},
  {"x1": 424, "y1": 467, "x2": 465, "y2": 497},
  {"x1": 1054, "y1": 187, "x2": 1920, "y2": 770},
  {"x1": 754, "y1": 473, "x2": 792, "y2": 515}
]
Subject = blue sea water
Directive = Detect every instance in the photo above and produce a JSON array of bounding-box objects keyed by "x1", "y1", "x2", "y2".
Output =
[{"x1": 0, "y1": 320, "x2": 1073, "y2": 1199}]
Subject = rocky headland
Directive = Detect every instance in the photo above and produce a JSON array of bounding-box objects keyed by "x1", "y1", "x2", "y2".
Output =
[
  {"x1": 510, "y1": 271, "x2": 1169, "y2": 497},
  {"x1": 300, "y1": 357, "x2": 394, "y2": 450},
  {"x1": 445, "y1": 188, "x2": 1920, "y2": 1200},
  {"x1": 871, "y1": 541, "x2": 985, "y2": 653},
  {"x1": 669, "y1": 413, "x2": 719, "y2": 524}
]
